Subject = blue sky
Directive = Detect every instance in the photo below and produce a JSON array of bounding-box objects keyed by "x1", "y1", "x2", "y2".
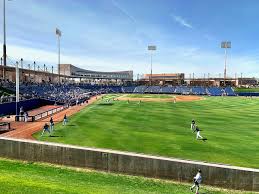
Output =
[{"x1": 1, "y1": 0, "x2": 259, "y2": 78}]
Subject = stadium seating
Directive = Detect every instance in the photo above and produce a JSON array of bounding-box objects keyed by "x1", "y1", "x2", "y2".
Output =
[
  {"x1": 160, "y1": 86, "x2": 175, "y2": 94},
  {"x1": 224, "y1": 87, "x2": 236, "y2": 96},
  {"x1": 122, "y1": 86, "x2": 136, "y2": 93},
  {"x1": 133, "y1": 86, "x2": 148, "y2": 93},
  {"x1": 207, "y1": 87, "x2": 224, "y2": 96},
  {"x1": 1, "y1": 80, "x2": 238, "y2": 104},
  {"x1": 145, "y1": 86, "x2": 161, "y2": 93},
  {"x1": 191, "y1": 86, "x2": 207, "y2": 95},
  {"x1": 175, "y1": 86, "x2": 191, "y2": 94}
]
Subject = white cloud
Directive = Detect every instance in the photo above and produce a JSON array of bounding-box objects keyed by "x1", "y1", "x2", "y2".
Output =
[
  {"x1": 4, "y1": 41, "x2": 259, "y2": 78},
  {"x1": 3, "y1": 43, "x2": 134, "y2": 73},
  {"x1": 171, "y1": 14, "x2": 193, "y2": 29}
]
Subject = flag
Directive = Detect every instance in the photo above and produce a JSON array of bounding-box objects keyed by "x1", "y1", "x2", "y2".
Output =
[{"x1": 56, "y1": 28, "x2": 62, "y2": 36}]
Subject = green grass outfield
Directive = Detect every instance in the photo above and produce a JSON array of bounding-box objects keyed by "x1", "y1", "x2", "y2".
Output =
[
  {"x1": 34, "y1": 94, "x2": 259, "y2": 169},
  {"x1": 0, "y1": 158, "x2": 255, "y2": 194}
]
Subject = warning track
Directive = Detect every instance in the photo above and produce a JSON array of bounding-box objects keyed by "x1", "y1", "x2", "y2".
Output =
[{"x1": 0, "y1": 96, "x2": 101, "y2": 140}]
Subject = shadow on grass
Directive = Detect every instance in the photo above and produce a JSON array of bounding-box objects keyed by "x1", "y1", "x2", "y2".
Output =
[
  {"x1": 97, "y1": 103, "x2": 114, "y2": 106},
  {"x1": 49, "y1": 135, "x2": 63, "y2": 138},
  {"x1": 66, "y1": 124, "x2": 76, "y2": 127}
]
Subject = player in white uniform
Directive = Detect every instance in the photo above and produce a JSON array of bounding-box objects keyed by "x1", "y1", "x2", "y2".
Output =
[
  {"x1": 191, "y1": 119, "x2": 196, "y2": 132},
  {"x1": 190, "y1": 169, "x2": 202, "y2": 194},
  {"x1": 194, "y1": 126, "x2": 203, "y2": 140}
]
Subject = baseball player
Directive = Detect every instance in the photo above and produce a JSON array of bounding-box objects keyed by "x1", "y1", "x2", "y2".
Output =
[
  {"x1": 191, "y1": 119, "x2": 196, "y2": 132},
  {"x1": 63, "y1": 114, "x2": 67, "y2": 126},
  {"x1": 24, "y1": 112, "x2": 29, "y2": 122},
  {"x1": 190, "y1": 169, "x2": 202, "y2": 194},
  {"x1": 41, "y1": 123, "x2": 51, "y2": 137},
  {"x1": 193, "y1": 126, "x2": 203, "y2": 140},
  {"x1": 50, "y1": 117, "x2": 54, "y2": 131}
]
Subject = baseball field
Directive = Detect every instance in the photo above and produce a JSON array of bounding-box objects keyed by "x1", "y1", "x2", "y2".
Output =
[
  {"x1": 0, "y1": 158, "x2": 254, "y2": 194},
  {"x1": 34, "y1": 94, "x2": 259, "y2": 169}
]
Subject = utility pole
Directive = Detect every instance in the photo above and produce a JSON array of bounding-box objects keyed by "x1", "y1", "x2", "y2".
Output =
[
  {"x1": 235, "y1": 73, "x2": 237, "y2": 86},
  {"x1": 241, "y1": 72, "x2": 243, "y2": 86},
  {"x1": 20, "y1": 58, "x2": 23, "y2": 69},
  {"x1": 28, "y1": 64, "x2": 31, "y2": 82},
  {"x1": 20, "y1": 58, "x2": 23, "y2": 83},
  {"x1": 33, "y1": 61, "x2": 36, "y2": 82},
  {"x1": 0, "y1": 57, "x2": 3, "y2": 80},
  {"x1": 51, "y1": 66, "x2": 54, "y2": 83}
]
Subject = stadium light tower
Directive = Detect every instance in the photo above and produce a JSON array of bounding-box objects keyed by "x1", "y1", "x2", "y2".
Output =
[
  {"x1": 148, "y1": 45, "x2": 156, "y2": 85},
  {"x1": 56, "y1": 28, "x2": 62, "y2": 83},
  {"x1": 221, "y1": 41, "x2": 231, "y2": 86}
]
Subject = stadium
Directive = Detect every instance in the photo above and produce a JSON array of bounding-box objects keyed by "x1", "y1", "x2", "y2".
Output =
[{"x1": 1, "y1": 1, "x2": 259, "y2": 194}]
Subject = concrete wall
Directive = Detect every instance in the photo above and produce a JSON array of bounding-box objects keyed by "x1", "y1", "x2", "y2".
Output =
[{"x1": 0, "y1": 137, "x2": 258, "y2": 192}]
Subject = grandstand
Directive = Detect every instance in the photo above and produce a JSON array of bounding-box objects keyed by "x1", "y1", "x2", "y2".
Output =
[
  {"x1": 207, "y1": 87, "x2": 224, "y2": 96},
  {"x1": 133, "y1": 86, "x2": 148, "y2": 94},
  {"x1": 160, "y1": 86, "x2": 175, "y2": 94},
  {"x1": 144, "y1": 86, "x2": 161, "y2": 94},
  {"x1": 191, "y1": 86, "x2": 207, "y2": 95},
  {"x1": 0, "y1": 83, "x2": 237, "y2": 106}
]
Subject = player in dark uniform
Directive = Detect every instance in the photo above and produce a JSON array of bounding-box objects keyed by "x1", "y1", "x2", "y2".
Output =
[
  {"x1": 50, "y1": 117, "x2": 54, "y2": 131},
  {"x1": 193, "y1": 126, "x2": 207, "y2": 141},
  {"x1": 41, "y1": 123, "x2": 51, "y2": 137},
  {"x1": 63, "y1": 114, "x2": 67, "y2": 126},
  {"x1": 194, "y1": 126, "x2": 203, "y2": 139}
]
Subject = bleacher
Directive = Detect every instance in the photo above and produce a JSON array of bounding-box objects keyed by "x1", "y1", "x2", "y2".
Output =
[
  {"x1": 207, "y1": 87, "x2": 224, "y2": 96},
  {"x1": 145, "y1": 86, "x2": 161, "y2": 93},
  {"x1": 133, "y1": 86, "x2": 148, "y2": 94},
  {"x1": 1, "y1": 81, "x2": 238, "y2": 102},
  {"x1": 175, "y1": 86, "x2": 191, "y2": 94},
  {"x1": 160, "y1": 86, "x2": 175, "y2": 94},
  {"x1": 108, "y1": 86, "x2": 122, "y2": 93},
  {"x1": 224, "y1": 87, "x2": 236, "y2": 96},
  {"x1": 122, "y1": 86, "x2": 136, "y2": 93},
  {"x1": 191, "y1": 87, "x2": 207, "y2": 95}
]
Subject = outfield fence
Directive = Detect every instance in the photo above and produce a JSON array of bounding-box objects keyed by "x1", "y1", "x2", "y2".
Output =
[{"x1": 0, "y1": 137, "x2": 258, "y2": 192}]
